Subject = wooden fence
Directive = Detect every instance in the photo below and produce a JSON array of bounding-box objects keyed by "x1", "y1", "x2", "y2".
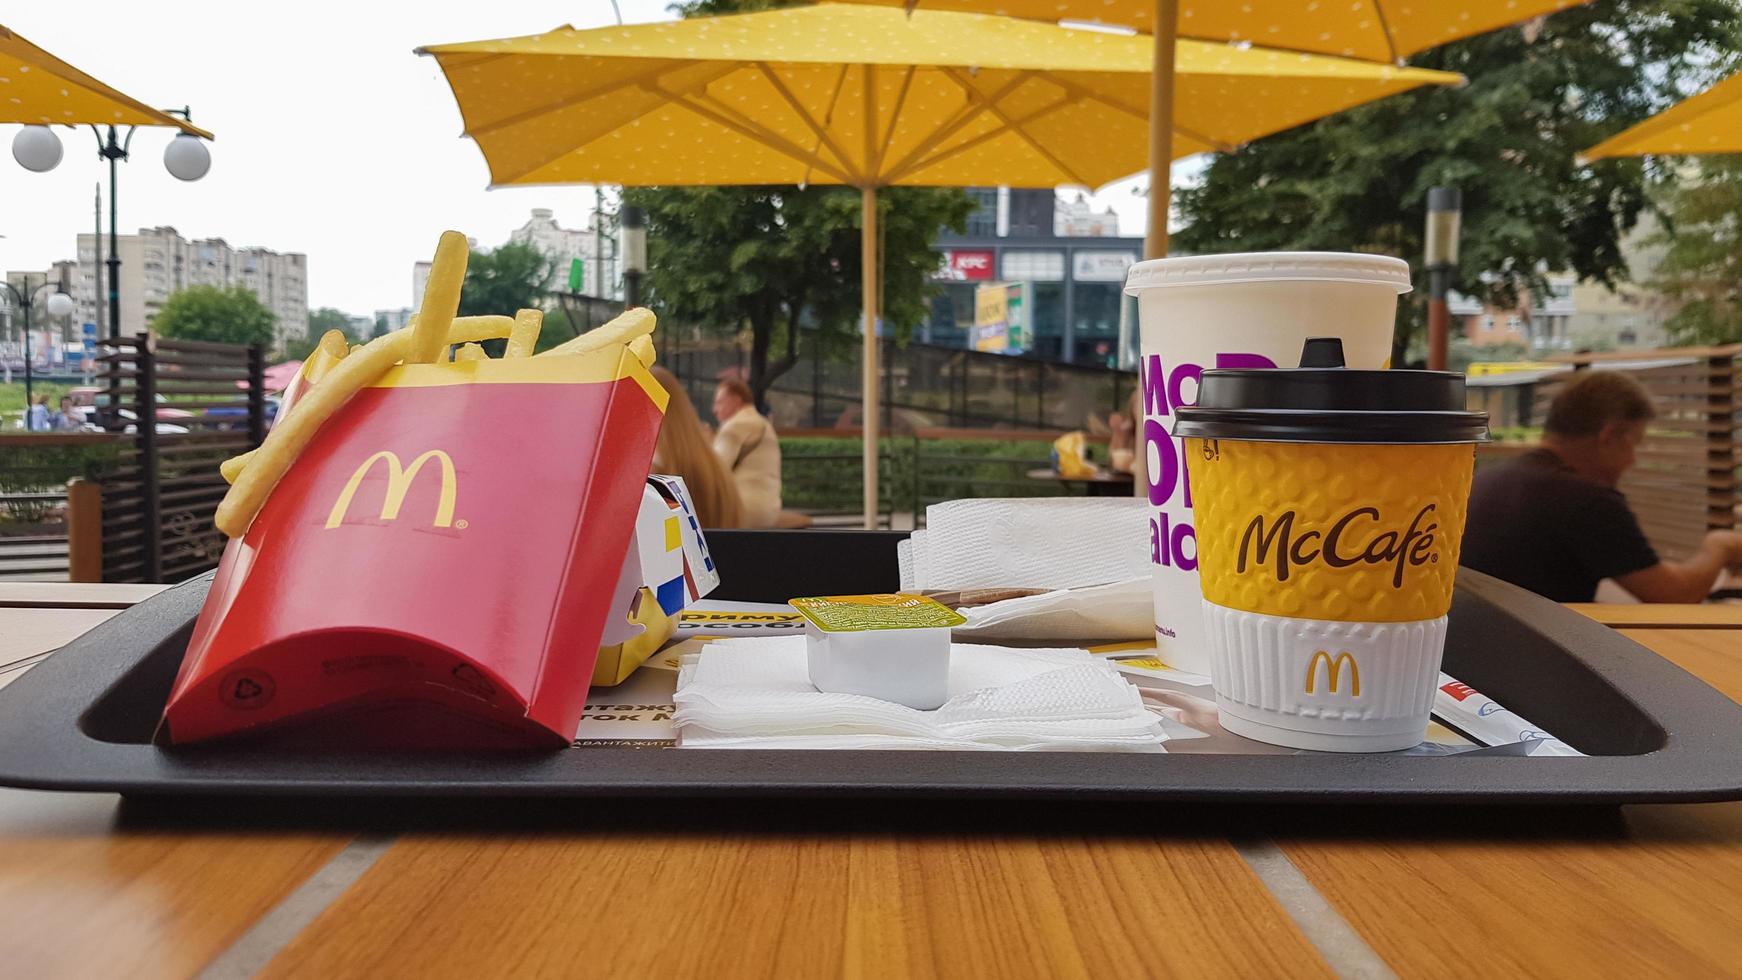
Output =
[{"x1": 92, "y1": 336, "x2": 265, "y2": 583}]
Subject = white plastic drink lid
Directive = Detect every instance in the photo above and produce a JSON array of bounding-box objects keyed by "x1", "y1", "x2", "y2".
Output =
[{"x1": 1123, "y1": 251, "x2": 1412, "y2": 295}]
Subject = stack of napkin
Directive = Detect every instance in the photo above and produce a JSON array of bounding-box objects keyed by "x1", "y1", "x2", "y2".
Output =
[{"x1": 673, "y1": 637, "x2": 1166, "y2": 751}]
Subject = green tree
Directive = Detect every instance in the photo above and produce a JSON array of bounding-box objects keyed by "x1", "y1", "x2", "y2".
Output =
[
  {"x1": 308, "y1": 307, "x2": 351, "y2": 338},
  {"x1": 371, "y1": 314, "x2": 390, "y2": 339},
  {"x1": 1173, "y1": 0, "x2": 1739, "y2": 366},
  {"x1": 459, "y1": 242, "x2": 551, "y2": 318},
  {"x1": 626, "y1": 185, "x2": 973, "y2": 404},
  {"x1": 638, "y1": 0, "x2": 975, "y2": 404},
  {"x1": 1651, "y1": 159, "x2": 1742, "y2": 346},
  {"x1": 153, "y1": 285, "x2": 277, "y2": 348}
]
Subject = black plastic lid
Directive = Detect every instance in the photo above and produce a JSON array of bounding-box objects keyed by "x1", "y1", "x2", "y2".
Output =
[{"x1": 1171, "y1": 338, "x2": 1489, "y2": 444}]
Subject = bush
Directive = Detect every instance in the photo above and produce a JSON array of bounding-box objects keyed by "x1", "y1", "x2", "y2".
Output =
[
  {"x1": 781, "y1": 435, "x2": 1063, "y2": 515},
  {"x1": 0, "y1": 441, "x2": 120, "y2": 524}
]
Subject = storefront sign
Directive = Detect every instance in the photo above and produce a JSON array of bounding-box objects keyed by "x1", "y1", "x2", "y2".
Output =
[
  {"x1": 939, "y1": 249, "x2": 996, "y2": 281},
  {"x1": 1072, "y1": 250, "x2": 1139, "y2": 282}
]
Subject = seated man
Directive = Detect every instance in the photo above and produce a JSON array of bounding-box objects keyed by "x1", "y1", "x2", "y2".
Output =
[
  {"x1": 711, "y1": 379, "x2": 782, "y2": 529},
  {"x1": 1463, "y1": 370, "x2": 1742, "y2": 602}
]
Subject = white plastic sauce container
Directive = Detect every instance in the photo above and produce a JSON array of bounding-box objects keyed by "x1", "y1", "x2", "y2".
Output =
[{"x1": 790, "y1": 594, "x2": 966, "y2": 710}]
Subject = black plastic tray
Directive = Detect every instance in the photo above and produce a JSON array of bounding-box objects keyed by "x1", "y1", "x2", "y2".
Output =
[{"x1": 2, "y1": 530, "x2": 1740, "y2": 804}]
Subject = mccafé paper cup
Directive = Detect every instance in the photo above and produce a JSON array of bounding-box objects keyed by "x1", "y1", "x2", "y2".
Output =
[
  {"x1": 1173, "y1": 338, "x2": 1487, "y2": 752},
  {"x1": 1125, "y1": 253, "x2": 1410, "y2": 673}
]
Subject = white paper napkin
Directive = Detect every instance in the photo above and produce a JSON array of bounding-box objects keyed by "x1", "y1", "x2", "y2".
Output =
[{"x1": 673, "y1": 637, "x2": 1166, "y2": 751}]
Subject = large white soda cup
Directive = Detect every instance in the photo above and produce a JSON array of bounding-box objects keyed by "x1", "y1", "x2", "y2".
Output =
[{"x1": 1123, "y1": 252, "x2": 1410, "y2": 674}]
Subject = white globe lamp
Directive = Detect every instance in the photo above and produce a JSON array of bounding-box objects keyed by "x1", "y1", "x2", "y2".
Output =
[
  {"x1": 12, "y1": 125, "x2": 63, "y2": 173},
  {"x1": 46, "y1": 291, "x2": 77, "y2": 319},
  {"x1": 163, "y1": 132, "x2": 211, "y2": 181}
]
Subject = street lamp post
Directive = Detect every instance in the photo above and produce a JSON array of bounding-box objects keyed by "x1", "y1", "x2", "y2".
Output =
[
  {"x1": 11, "y1": 109, "x2": 211, "y2": 343},
  {"x1": 620, "y1": 205, "x2": 648, "y2": 309},
  {"x1": 1424, "y1": 186, "x2": 1463, "y2": 372},
  {"x1": 0, "y1": 278, "x2": 76, "y2": 429}
]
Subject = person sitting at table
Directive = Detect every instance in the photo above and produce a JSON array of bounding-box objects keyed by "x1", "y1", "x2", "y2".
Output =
[
  {"x1": 51, "y1": 395, "x2": 86, "y2": 431},
  {"x1": 649, "y1": 367, "x2": 742, "y2": 529},
  {"x1": 1461, "y1": 370, "x2": 1742, "y2": 602},
  {"x1": 711, "y1": 378, "x2": 782, "y2": 529}
]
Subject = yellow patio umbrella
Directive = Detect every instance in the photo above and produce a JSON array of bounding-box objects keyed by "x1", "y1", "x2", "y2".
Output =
[
  {"x1": 1, "y1": 23, "x2": 212, "y2": 135},
  {"x1": 420, "y1": 2, "x2": 1460, "y2": 526},
  {"x1": 1582, "y1": 70, "x2": 1742, "y2": 161},
  {"x1": 849, "y1": 0, "x2": 1593, "y2": 256}
]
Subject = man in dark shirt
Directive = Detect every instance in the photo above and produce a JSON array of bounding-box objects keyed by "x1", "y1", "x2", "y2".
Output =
[{"x1": 1463, "y1": 370, "x2": 1742, "y2": 602}]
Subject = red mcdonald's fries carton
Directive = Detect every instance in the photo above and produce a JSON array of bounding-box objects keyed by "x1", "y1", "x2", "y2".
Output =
[{"x1": 162, "y1": 344, "x2": 668, "y2": 748}]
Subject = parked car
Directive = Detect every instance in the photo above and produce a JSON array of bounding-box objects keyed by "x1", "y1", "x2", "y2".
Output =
[{"x1": 66, "y1": 387, "x2": 196, "y2": 425}]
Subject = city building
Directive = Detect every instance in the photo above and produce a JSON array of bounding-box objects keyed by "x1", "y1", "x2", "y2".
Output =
[
  {"x1": 375, "y1": 307, "x2": 413, "y2": 332},
  {"x1": 928, "y1": 188, "x2": 1142, "y2": 366},
  {"x1": 72, "y1": 228, "x2": 308, "y2": 348},
  {"x1": 1055, "y1": 193, "x2": 1121, "y2": 237},
  {"x1": 508, "y1": 208, "x2": 608, "y2": 297},
  {"x1": 1452, "y1": 215, "x2": 1676, "y2": 354}
]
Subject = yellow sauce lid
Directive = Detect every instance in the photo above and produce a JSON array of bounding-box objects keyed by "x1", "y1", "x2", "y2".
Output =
[{"x1": 789, "y1": 594, "x2": 966, "y2": 633}]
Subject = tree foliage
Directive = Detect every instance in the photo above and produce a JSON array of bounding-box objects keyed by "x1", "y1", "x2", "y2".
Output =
[
  {"x1": 308, "y1": 307, "x2": 352, "y2": 338},
  {"x1": 153, "y1": 285, "x2": 277, "y2": 349},
  {"x1": 1173, "y1": 0, "x2": 1740, "y2": 365},
  {"x1": 458, "y1": 242, "x2": 551, "y2": 318},
  {"x1": 626, "y1": 185, "x2": 972, "y2": 403},
  {"x1": 1651, "y1": 159, "x2": 1742, "y2": 346}
]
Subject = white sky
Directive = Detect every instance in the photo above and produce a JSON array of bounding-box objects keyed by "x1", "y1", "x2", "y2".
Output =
[{"x1": 2, "y1": 0, "x2": 1152, "y2": 316}]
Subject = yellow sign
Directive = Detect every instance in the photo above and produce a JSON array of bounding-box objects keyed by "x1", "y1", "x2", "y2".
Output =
[
  {"x1": 325, "y1": 450, "x2": 457, "y2": 529},
  {"x1": 1305, "y1": 650, "x2": 1361, "y2": 696}
]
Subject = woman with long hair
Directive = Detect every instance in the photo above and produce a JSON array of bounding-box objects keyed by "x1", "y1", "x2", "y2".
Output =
[{"x1": 649, "y1": 366, "x2": 743, "y2": 528}]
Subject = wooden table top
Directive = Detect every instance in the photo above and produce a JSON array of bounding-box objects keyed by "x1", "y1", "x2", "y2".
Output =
[{"x1": 1, "y1": 586, "x2": 1738, "y2": 978}]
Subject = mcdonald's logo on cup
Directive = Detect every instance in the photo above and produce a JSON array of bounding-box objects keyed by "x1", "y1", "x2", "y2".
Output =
[
  {"x1": 1304, "y1": 650, "x2": 1361, "y2": 697},
  {"x1": 325, "y1": 450, "x2": 457, "y2": 529}
]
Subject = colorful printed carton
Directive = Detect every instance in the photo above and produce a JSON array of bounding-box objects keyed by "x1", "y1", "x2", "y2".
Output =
[
  {"x1": 161, "y1": 345, "x2": 667, "y2": 748},
  {"x1": 593, "y1": 475, "x2": 720, "y2": 686}
]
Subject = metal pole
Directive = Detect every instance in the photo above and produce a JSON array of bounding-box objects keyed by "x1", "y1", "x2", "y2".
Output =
[
  {"x1": 861, "y1": 186, "x2": 881, "y2": 529},
  {"x1": 106, "y1": 131, "x2": 121, "y2": 341},
  {"x1": 1427, "y1": 266, "x2": 1451, "y2": 372},
  {"x1": 21, "y1": 295, "x2": 33, "y2": 428},
  {"x1": 1144, "y1": 0, "x2": 1179, "y2": 260},
  {"x1": 93, "y1": 183, "x2": 103, "y2": 351}
]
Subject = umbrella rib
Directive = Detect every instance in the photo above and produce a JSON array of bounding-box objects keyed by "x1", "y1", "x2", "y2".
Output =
[
  {"x1": 1371, "y1": 1, "x2": 1403, "y2": 64},
  {"x1": 873, "y1": 66, "x2": 918, "y2": 176},
  {"x1": 885, "y1": 92, "x2": 1081, "y2": 183},
  {"x1": 1048, "y1": 77, "x2": 1237, "y2": 155},
  {"x1": 467, "y1": 60, "x2": 680, "y2": 138},
  {"x1": 940, "y1": 67, "x2": 1092, "y2": 187},
  {"x1": 880, "y1": 72, "x2": 1033, "y2": 184},
  {"x1": 674, "y1": 87, "x2": 858, "y2": 185},
  {"x1": 755, "y1": 62, "x2": 864, "y2": 184},
  {"x1": 800, "y1": 65, "x2": 853, "y2": 186}
]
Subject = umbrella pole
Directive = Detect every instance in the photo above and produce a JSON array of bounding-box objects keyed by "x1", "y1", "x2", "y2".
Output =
[
  {"x1": 1144, "y1": 0, "x2": 1178, "y2": 260},
  {"x1": 861, "y1": 186, "x2": 881, "y2": 529}
]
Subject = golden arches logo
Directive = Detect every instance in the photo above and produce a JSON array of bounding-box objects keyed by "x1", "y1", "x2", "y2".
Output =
[
  {"x1": 324, "y1": 450, "x2": 456, "y2": 530},
  {"x1": 1304, "y1": 651, "x2": 1361, "y2": 697}
]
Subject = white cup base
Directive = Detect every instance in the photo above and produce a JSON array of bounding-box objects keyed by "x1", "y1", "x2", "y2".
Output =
[{"x1": 1217, "y1": 700, "x2": 1428, "y2": 753}]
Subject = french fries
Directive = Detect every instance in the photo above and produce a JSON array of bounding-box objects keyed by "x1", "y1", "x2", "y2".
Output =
[
  {"x1": 408, "y1": 230, "x2": 468, "y2": 364},
  {"x1": 537, "y1": 307, "x2": 656, "y2": 357},
  {"x1": 214, "y1": 234, "x2": 659, "y2": 537},
  {"x1": 629, "y1": 335, "x2": 656, "y2": 368},
  {"x1": 220, "y1": 449, "x2": 253, "y2": 485},
  {"x1": 216, "y1": 330, "x2": 412, "y2": 537},
  {"x1": 506, "y1": 308, "x2": 542, "y2": 359}
]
